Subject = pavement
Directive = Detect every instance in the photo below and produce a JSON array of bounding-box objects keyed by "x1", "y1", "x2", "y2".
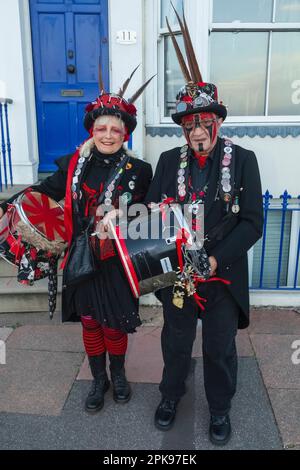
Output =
[{"x1": 0, "y1": 306, "x2": 300, "y2": 450}]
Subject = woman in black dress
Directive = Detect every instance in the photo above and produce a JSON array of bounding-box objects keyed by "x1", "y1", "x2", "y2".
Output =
[{"x1": 0, "y1": 80, "x2": 153, "y2": 413}]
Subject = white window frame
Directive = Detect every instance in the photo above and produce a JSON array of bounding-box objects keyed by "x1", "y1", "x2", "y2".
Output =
[{"x1": 145, "y1": 0, "x2": 300, "y2": 126}]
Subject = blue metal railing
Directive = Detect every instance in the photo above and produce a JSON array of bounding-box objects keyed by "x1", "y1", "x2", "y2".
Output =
[
  {"x1": 0, "y1": 98, "x2": 13, "y2": 192},
  {"x1": 251, "y1": 190, "x2": 300, "y2": 291}
]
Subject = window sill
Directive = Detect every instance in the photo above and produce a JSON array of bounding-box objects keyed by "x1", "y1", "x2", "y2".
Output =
[{"x1": 145, "y1": 124, "x2": 300, "y2": 138}]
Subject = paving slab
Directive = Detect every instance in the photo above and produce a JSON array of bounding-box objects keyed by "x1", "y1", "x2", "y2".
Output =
[
  {"x1": 0, "y1": 349, "x2": 83, "y2": 415},
  {"x1": 0, "y1": 357, "x2": 282, "y2": 450},
  {"x1": 7, "y1": 324, "x2": 84, "y2": 353},
  {"x1": 0, "y1": 311, "x2": 63, "y2": 327},
  {"x1": 249, "y1": 309, "x2": 300, "y2": 334},
  {"x1": 0, "y1": 327, "x2": 13, "y2": 342},
  {"x1": 268, "y1": 389, "x2": 300, "y2": 448},
  {"x1": 78, "y1": 325, "x2": 254, "y2": 383},
  {"x1": 77, "y1": 326, "x2": 163, "y2": 383},
  {"x1": 250, "y1": 334, "x2": 300, "y2": 389},
  {"x1": 193, "y1": 358, "x2": 282, "y2": 450}
]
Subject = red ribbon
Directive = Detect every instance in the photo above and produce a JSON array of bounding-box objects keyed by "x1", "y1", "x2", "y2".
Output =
[
  {"x1": 159, "y1": 197, "x2": 175, "y2": 222},
  {"x1": 60, "y1": 148, "x2": 80, "y2": 269},
  {"x1": 194, "y1": 152, "x2": 208, "y2": 169},
  {"x1": 175, "y1": 226, "x2": 231, "y2": 312}
]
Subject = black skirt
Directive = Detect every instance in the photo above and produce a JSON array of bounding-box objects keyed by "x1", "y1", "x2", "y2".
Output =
[{"x1": 63, "y1": 256, "x2": 141, "y2": 333}]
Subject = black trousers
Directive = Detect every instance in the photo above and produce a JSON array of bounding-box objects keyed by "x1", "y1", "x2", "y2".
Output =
[{"x1": 159, "y1": 282, "x2": 239, "y2": 416}]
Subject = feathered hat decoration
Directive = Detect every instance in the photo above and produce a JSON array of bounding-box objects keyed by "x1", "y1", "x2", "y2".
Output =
[
  {"x1": 84, "y1": 63, "x2": 155, "y2": 134},
  {"x1": 167, "y1": 2, "x2": 227, "y2": 125}
]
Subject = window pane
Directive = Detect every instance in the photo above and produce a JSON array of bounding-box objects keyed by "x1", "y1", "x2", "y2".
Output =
[
  {"x1": 213, "y1": 0, "x2": 273, "y2": 22},
  {"x1": 210, "y1": 32, "x2": 268, "y2": 116},
  {"x1": 164, "y1": 34, "x2": 185, "y2": 116},
  {"x1": 251, "y1": 210, "x2": 292, "y2": 288},
  {"x1": 268, "y1": 32, "x2": 300, "y2": 115},
  {"x1": 275, "y1": 0, "x2": 300, "y2": 22},
  {"x1": 161, "y1": 0, "x2": 183, "y2": 28}
]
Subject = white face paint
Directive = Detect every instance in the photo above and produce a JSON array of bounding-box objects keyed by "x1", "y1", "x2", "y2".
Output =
[{"x1": 93, "y1": 115, "x2": 125, "y2": 154}]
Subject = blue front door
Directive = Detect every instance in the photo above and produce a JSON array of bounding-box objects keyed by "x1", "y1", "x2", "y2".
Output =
[{"x1": 29, "y1": 0, "x2": 109, "y2": 172}]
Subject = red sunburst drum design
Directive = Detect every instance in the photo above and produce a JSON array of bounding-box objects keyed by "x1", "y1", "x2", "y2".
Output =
[{"x1": 16, "y1": 191, "x2": 67, "y2": 242}]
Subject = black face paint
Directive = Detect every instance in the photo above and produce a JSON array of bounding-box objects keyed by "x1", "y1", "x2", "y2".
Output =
[
  {"x1": 194, "y1": 115, "x2": 201, "y2": 128},
  {"x1": 207, "y1": 124, "x2": 213, "y2": 142}
]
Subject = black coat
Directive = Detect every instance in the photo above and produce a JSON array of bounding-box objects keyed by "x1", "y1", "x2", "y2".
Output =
[
  {"x1": 145, "y1": 137, "x2": 263, "y2": 329},
  {"x1": 0, "y1": 149, "x2": 153, "y2": 328}
]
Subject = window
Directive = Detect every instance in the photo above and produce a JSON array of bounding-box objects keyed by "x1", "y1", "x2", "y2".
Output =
[
  {"x1": 159, "y1": 0, "x2": 184, "y2": 118},
  {"x1": 210, "y1": 0, "x2": 300, "y2": 118}
]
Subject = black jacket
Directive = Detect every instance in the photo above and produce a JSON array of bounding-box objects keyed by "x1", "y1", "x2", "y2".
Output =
[{"x1": 145, "y1": 137, "x2": 263, "y2": 329}]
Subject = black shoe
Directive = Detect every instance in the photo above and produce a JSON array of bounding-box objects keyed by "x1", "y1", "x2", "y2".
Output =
[
  {"x1": 154, "y1": 397, "x2": 178, "y2": 431},
  {"x1": 85, "y1": 354, "x2": 110, "y2": 413},
  {"x1": 109, "y1": 354, "x2": 131, "y2": 404},
  {"x1": 209, "y1": 414, "x2": 231, "y2": 446}
]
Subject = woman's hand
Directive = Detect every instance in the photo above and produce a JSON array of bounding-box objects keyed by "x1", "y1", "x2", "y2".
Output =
[
  {"x1": 208, "y1": 256, "x2": 218, "y2": 277},
  {"x1": 95, "y1": 208, "x2": 123, "y2": 239}
]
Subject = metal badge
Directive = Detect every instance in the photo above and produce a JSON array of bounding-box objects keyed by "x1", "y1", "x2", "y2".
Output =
[
  {"x1": 104, "y1": 198, "x2": 112, "y2": 206},
  {"x1": 121, "y1": 192, "x2": 132, "y2": 204},
  {"x1": 71, "y1": 184, "x2": 77, "y2": 192},
  {"x1": 224, "y1": 146, "x2": 233, "y2": 154},
  {"x1": 222, "y1": 184, "x2": 232, "y2": 193},
  {"x1": 181, "y1": 145, "x2": 188, "y2": 153},
  {"x1": 223, "y1": 193, "x2": 231, "y2": 203},
  {"x1": 78, "y1": 157, "x2": 85, "y2": 163},
  {"x1": 224, "y1": 140, "x2": 232, "y2": 146},
  {"x1": 75, "y1": 169, "x2": 81, "y2": 176},
  {"x1": 232, "y1": 204, "x2": 240, "y2": 214},
  {"x1": 222, "y1": 159, "x2": 231, "y2": 167},
  {"x1": 180, "y1": 162, "x2": 188, "y2": 169},
  {"x1": 132, "y1": 175, "x2": 137, "y2": 180},
  {"x1": 129, "y1": 181, "x2": 135, "y2": 190},
  {"x1": 72, "y1": 176, "x2": 78, "y2": 184},
  {"x1": 126, "y1": 163, "x2": 133, "y2": 170},
  {"x1": 177, "y1": 176, "x2": 185, "y2": 184},
  {"x1": 105, "y1": 191, "x2": 112, "y2": 198},
  {"x1": 72, "y1": 192, "x2": 78, "y2": 200}
]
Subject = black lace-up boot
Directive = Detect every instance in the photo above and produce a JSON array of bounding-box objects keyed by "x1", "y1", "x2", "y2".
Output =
[
  {"x1": 85, "y1": 354, "x2": 110, "y2": 413},
  {"x1": 109, "y1": 354, "x2": 131, "y2": 403},
  {"x1": 209, "y1": 414, "x2": 231, "y2": 446},
  {"x1": 154, "y1": 397, "x2": 179, "y2": 431}
]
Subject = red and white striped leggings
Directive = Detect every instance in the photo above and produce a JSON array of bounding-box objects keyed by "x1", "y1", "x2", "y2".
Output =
[{"x1": 81, "y1": 315, "x2": 128, "y2": 356}]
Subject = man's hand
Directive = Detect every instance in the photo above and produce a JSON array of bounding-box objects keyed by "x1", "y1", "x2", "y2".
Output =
[{"x1": 208, "y1": 256, "x2": 218, "y2": 277}]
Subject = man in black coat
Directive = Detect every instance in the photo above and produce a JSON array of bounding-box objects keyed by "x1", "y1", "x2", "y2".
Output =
[{"x1": 145, "y1": 78, "x2": 263, "y2": 443}]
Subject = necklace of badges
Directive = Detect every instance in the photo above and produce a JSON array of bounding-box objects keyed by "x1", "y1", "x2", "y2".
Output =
[
  {"x1": 219, "y1": 139, "x2": 240, "y2": 214},
  {"x1": 176, "y1": 139, "x2": 239, "y2": 215}
]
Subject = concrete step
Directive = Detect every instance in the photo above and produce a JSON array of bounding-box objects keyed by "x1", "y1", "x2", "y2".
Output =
[
  {"x1": 0, "y1": 276, "x2": 62, "y2": 313},
  {"x1": 0, "y1": 185, "x2": 28, "y2": 203},
  {"x1": 0, "y1": 257, "x2": 18, "y2": 277}
]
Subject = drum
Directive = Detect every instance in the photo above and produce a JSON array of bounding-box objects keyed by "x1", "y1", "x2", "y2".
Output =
[
  {"x1": 9, "y1": 191, "x2": 68, "y2": 255},
  {"x1": 108, "y1": 203, "x2": 202, "y2": 298}
]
